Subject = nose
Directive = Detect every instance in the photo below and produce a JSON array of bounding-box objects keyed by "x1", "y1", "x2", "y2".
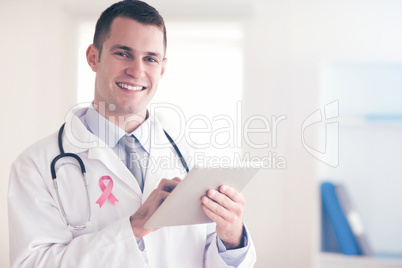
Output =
[{"x1": 125, "y1": 59, "x2": 144, "y2": 79}]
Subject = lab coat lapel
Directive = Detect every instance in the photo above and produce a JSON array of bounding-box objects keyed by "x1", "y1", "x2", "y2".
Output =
[
  {"x1": 62, "y1": 108, "x2": 97, "y2": 155},
  {"x1": 62, "y1": 109, "x2": 142, "y2": 198},
  {"x1": 142, "y1": 118, "x2": 187, "y2": 201},
  {"x1": 87, "y1": 146, "x2": 142, "y2": 197},
  {"x1": 142, "y1": 119, "x2": 171, "y2": 201}
]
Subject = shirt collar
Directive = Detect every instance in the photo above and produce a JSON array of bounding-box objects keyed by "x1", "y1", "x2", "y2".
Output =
[{"x1": 84, "y1": 104, "x2": 151, "y2": 154}]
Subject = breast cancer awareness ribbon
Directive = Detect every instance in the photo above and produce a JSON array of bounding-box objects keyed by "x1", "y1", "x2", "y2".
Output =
[{"x1": 96, "y1": 176, "x2": 119, "y2": 208}]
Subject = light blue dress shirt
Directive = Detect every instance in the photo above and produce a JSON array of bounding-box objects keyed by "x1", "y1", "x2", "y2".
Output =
[{"x1": 82, "y1": 105, "x2": 249, "y2": 267}]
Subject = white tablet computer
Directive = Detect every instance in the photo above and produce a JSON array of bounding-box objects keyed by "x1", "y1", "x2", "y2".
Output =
[{"x1": 144, "y1": 165, "x2": 260, "y2": 229}]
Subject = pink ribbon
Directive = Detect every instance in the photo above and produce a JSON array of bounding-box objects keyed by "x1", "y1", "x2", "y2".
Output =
[{"x1": 96, "y1": 176, "x2": 119, "y2": 208}]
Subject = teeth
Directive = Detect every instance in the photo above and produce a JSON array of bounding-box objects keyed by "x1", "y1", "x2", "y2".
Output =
[{"x1": 117, "y1": 83, "x2": 144, "y2": 91}]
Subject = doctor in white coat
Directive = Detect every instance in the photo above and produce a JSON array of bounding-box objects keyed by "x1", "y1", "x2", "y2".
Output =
[{"x1": 8, "y1": 1, "x2": 256, "y2": 267}]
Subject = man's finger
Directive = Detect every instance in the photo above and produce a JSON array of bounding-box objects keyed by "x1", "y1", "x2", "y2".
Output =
[
  {"x1": 201, "y1": 195, "x2": 232, "y2": 220},
  {"x1": 158, "y1": 178, "x2": 181, "y2": 192},
  {"x1": 219, "y1": 185, "x2": 245, "y2": 205},
  {"x1": 206, "y1": 189, "x2": 235, "y2": 210},
  {"x1": 172, "y1": 177, "x2": 182, "y2": 183},
  {"x1": 202, "y1": 203, "x2": 224, "y2": 225}
]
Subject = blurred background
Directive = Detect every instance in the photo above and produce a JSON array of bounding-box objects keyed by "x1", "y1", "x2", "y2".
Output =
[{"x1": 1, "y1": 0, "x2": 402, "y2": 267}]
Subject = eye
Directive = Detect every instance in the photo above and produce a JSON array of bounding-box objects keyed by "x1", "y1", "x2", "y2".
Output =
[
  {"x1": 115, "y1": 52, "x2": 129, "y2": 58},
  {"x1": 145, "y1": 57, "x2": 158, "y2": 63}
]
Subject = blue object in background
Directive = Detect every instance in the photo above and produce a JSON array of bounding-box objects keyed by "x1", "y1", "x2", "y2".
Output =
[
  {"x1": 321, "y1": 182, "x2": 361, "y2": 255},
  {"x1": 321, "y1": 199, "x2": 341, "y2": 253}
]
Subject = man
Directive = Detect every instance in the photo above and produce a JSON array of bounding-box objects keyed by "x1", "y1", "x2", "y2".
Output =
[{"x1": 8, "y1": 1, "x2": 256, "y2": 267}]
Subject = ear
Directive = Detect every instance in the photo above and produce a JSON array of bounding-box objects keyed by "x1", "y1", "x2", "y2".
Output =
[
  {"x1": 86, "y1": 44, "x2": 99, "y2": 72},
  {"x1": 160, "y1": 57, "x2": 168, "y2": 77}
]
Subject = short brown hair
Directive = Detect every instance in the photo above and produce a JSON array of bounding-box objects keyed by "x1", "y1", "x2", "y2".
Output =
[{"x1": 93, "y1": 0, "x2": 167, "y2": 58}]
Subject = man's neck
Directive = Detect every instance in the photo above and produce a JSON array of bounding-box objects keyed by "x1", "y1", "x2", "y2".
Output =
[{"x1": 94, "y1": 104, "x2": 147, "y2": 133}]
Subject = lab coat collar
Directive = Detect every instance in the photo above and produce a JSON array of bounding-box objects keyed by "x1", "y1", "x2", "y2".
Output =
[
  {"x1": 84, "y1": 105, "x2": 126, "y2": 149},
  {"x1": 141, "y1": 112, "x2": 188, "y2": 201},
  {"x1": 62, "y1": 104, "x2": 103, "y2": 154},
  {"x1": 62, "y1": 105, "x2": 141, "y2": 196},
  {"x1": 84, "y1": 104, "x2": 151, "y2": 154},
  {"x1": 61, "y1": 105, "x2": 186, "y2": 200}
]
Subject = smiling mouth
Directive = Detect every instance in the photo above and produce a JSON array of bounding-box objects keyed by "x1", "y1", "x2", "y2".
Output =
[{"x1": 117, "y1": 82, "x2": 146, "y2": 91}]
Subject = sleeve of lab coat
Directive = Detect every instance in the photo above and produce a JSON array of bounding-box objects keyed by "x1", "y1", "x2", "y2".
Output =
[
  {"x1": 204, "y1": 223, "x2": 257, "y2": 268},
  {"x1": 176, "y1": 141, "x2": 257, "y2": 267},
  {"x1": 8, "y1": 160, "x2": 148, "y2": 268}
]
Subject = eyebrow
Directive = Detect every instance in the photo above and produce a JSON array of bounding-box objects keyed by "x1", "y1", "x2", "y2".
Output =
[
  {"x1": 111, "y1": 44, "x2": 133, "y2": 53},
  {"x1": 110, "y1": 44, "x2": 163, "y2": 59},
  {"x1": 147, "y1": 51, "x2": 163, "y2": 59}
]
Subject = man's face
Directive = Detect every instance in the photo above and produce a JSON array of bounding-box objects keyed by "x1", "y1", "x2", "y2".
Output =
[{"x1": 88, "y1": 17, "x2": 166, "y2": 119}]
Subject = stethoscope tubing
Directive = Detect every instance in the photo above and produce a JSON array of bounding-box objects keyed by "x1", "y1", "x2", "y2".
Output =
[{"x1": 51, "y1": 122, "x2": 188, "y2": 231}]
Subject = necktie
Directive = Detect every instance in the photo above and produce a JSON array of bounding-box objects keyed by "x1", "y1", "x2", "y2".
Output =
[{"x1": 124, "y1": 135, "x2": 144, "y2": 191}]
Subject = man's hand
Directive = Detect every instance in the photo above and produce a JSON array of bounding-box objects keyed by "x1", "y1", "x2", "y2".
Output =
[
  {"x1": 201, "y1": 185, "x2": 245, "y2": 249},
  {"x1": 130, "y1": 177, "x2": 181, "y2": 240}
]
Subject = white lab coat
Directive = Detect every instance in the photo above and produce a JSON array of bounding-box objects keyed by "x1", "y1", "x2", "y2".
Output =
[{"x1": 8, "y1": 107, "x2": 256, "y2": 268}]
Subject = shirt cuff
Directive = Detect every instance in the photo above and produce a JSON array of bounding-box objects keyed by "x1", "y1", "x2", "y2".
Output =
[
  {"x1": 130, "y1": 217, "x2": 146, "y2": 252},
  {"x1": 216, "y1": 226, "x2": 249, "y2": 267}
]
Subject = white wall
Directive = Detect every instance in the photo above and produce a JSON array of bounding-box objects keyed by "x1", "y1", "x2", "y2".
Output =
[
  {"x1": 0, "y1": 1, "x2": 78, "y2": 266},
  {"x1": 241, "y1": 1, "x2": 402, "y2": 267},
  {"x1": 1, "y1": 0, "x2": 402, "y2": 267}
]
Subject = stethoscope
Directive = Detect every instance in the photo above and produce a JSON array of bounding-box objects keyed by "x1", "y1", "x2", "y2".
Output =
[{"x1": 51, "y1": 122, "x2": 189, "y2": 231}]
